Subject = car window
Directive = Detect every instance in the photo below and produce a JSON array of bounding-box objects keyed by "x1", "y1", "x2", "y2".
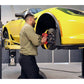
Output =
[
  {"x1": 68, "y1": 9, "x2": 84, "y2": 15},
  {"x1": 57, "y1": 7, "x2": 84, "y2": 16}
]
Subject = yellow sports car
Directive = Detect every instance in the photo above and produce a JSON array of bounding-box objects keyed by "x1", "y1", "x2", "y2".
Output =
[{"x1": 2, "y1": 7, "x2": 84, "y2": 50}]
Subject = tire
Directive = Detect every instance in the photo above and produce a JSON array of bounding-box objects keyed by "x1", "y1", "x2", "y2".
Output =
[{"x1": 41, "y1": 28, "x2": 57, "y2": 50}]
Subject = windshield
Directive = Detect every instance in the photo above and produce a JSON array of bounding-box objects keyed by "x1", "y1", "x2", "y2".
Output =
[
  {"x1": 29, "y1": 8, "x2": 37, "y2": 14},
  {"x1": 36, "y1": 8, "x2": 42, "y2": 12},
  {"x1": 29, "y1": 8, "x2": 42, "y2": 14}
]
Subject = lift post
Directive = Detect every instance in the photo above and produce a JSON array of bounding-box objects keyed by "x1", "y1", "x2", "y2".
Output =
[
  {"x1": 0, "y1": 30, "x2": 2, "y2": 79},
  {"x1": 9, "y1": 49, "x2": 16, "y2": 66},
  {"x1": 82, "y1": 48, "x2": 84, "y2": 78},
  {"x1": 0, "y1": 5, "x2": 1, "y2": 79}
]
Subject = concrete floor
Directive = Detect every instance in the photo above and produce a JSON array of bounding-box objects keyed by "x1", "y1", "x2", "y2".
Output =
[{"x1": 2, "y1": 63, "x2": 83, "y2": 79}]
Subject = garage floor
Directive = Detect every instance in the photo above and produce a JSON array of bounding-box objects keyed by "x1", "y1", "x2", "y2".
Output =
[{"x1": 2, "y1": 63, "x2": 83, "y2": 79}]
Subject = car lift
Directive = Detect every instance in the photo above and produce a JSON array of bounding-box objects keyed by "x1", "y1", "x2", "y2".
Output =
[{"x1": 4, "y1": 45, "x2": 20, "y2": 66}]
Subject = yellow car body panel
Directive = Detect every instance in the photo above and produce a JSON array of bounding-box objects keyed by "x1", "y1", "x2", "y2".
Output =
[{"x1": 2, "y1": 7, "x2": 84, "y2": 49}]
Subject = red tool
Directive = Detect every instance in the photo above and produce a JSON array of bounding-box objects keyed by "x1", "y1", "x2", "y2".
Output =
[{"x1": 42, "y1": 33, "x2": 48, "y2": 44}]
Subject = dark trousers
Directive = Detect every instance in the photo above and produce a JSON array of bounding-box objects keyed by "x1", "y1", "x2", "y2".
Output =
[{"x1": 18, "y1": 54, "x2": 43, "y2": 79}]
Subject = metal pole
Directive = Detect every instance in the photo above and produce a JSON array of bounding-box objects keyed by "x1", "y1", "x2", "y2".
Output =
[
  {"x1": 0, "y1": 5, "x2": 2, "y2": 79},
  {"x1": 0, "y1": 30, "x2": 2, "y2": 79},
  {"x1": 10, "y1": 5, "x2": 15, "y2": 18},
  {"x1": 52, "y1": 50, "x2": 54, "y2": 63},
  {"x1": 82, "y1": 49, "x2": 84, "y2": 78},
  {"x1": 69, "y1": 50, "x2": 71, "y2": 64}
]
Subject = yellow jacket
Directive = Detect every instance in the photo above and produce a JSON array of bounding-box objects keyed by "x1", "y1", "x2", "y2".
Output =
[{"x1": 20, "y1": 23, "x2": 42, "y2": 56}]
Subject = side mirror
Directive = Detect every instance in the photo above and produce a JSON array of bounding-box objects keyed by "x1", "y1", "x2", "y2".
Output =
[{"x1": 15, "y1": 13, "x2": 24, "y2": 18}]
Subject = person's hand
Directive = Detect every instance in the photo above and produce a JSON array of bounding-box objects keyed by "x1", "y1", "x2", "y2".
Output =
[{"x1": 41, "y1": 36, "x2": 47, "y2": 45}]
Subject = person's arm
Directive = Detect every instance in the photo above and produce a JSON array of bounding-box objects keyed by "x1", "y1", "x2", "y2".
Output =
[{"x1": 24, "y1": 26, "x2": 42, "y2": 46}]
